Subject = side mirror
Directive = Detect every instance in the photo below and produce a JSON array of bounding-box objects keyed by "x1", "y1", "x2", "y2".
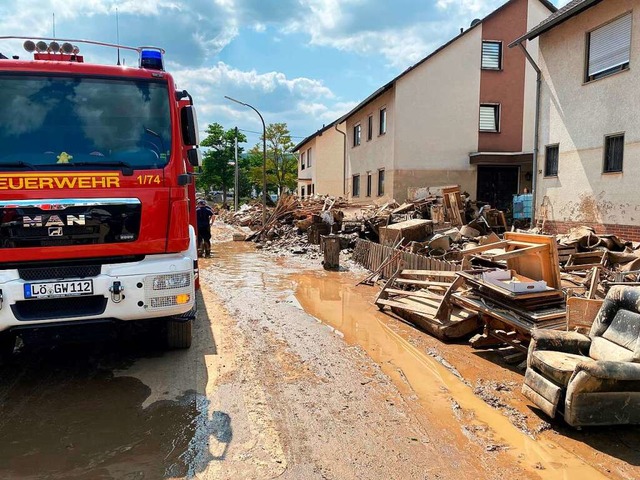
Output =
[
  {"x1": 187, "y1": 147, "x2": 202, "y2": 167},
  {"x1": 181, "y1": 105, "x2": 200, "y2": 146}
]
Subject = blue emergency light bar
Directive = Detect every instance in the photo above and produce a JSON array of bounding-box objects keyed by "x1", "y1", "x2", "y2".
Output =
[
  {"x1": 140, "y1": 48, "x2": 164, "y2": 71},
  {"x1": 0, "y1": 36, "x2": 166, "y2": 70}
]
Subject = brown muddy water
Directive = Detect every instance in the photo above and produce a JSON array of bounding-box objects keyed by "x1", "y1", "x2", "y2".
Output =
[
  {"x1": 293, "y1": 270, "x2": 612, "y2": 480},
  {"x1": 0, "y1": 240, "x2": 633, "y2": 479},
  {"x1": 0, "y1": 313, "x2": 212, "y2": 479}
]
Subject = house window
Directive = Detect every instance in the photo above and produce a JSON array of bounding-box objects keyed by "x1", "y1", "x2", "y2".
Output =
[
  {"x1": 586, "y1": 14, "x2": 632, "y2": 82},
  {"x1": 604, "y1": 134, "x2": 624, "y2": 173},
  {"x1": 353, "y1": 124, "x2": 361, "y2": 146},
  {"x1": 379, "y1": 108, "x2": 387, "y2": 135},
  {"x1": 377, "y1": 169, "x2": 385, "y2": 196},
  {"x1": 300, "y1": 151, "x2": 305, "y2": 170},
  {"x1": 307, "y1": 147, "x2": 312, "y2": 167},
  {"x1": 367, "y1": 115, "x2": 373, "y2": 141},
  {"x1": 352, "y1": 175, "x2": 360, "y2": 197},
  {"x1": 481, "y1": 41, "x2": 502, "y2": 70},
  {"x1": 366, "y1": 173, "x2": 372, "y2": 197},
  {"x1": 311, "y1": 183, "x2": 314, "y2": 195},
  {"x1": 301, "y1": 186, "x2": 305, "y2": 198},
  {"x1": 544, "y1": 144, "x2": 559, "y2": 177},
  {"x1": 479, "y1": 104, "x2": 500, "y2": 132}
]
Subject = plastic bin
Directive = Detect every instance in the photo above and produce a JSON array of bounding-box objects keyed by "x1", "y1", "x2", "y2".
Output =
[{"x1": 513, "y1": 193, "x2": 533, "y2": 220}]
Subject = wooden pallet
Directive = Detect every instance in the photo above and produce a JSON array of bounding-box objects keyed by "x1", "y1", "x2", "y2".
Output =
[{"x1": 375, "y1": 269, "x2": 480, "y2": 340}]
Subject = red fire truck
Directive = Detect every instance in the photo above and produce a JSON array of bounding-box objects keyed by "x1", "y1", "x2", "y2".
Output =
[{"x1": 0, "y1": 37, "x2": 201, "y2": 351}]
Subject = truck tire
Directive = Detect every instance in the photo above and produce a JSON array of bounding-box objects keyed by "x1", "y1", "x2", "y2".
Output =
[{"x1": 166, "y1": 320, "x2": 192, "y2": 349}]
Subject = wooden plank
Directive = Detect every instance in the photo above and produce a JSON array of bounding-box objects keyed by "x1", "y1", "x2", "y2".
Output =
[
  {"x1": 434, "y1": 275, "x2": 465, "y2": 321},
  {"x1": 376, "y1": 298, "x2": 441, "y2": 316},
  {"x1": 401, "y1": 270, "x2": 458, "y2": 277},
  {"x1": 587, "y1": 266, "x2": 600, "y2": 300},
  {"x1": 374, "y1": 267, "x2": 403, "y2": 303},
  {"x1": 394, "y1": 279, "x2": 452, "y2": 288},
  {"x1": 490, "y1": 244, "x2": 547, "y2": 261},
  {"x1": 384, "y1": 288, "x2": 444, "y2": 301},
  {"x1": 460, "y1": 241, "x2": 510, "y2": 255}
]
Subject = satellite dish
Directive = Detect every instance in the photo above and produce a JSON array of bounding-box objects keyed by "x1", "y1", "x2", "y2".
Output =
[{"x1": 470, "y1": 18, "x2": 482, "y2": 27}]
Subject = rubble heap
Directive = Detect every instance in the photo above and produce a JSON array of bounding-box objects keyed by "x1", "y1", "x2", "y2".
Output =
[{"x1": 218, "y1": 195, "x2": 351, "y2": 256}]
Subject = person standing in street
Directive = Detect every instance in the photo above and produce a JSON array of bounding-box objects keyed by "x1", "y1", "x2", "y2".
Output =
[{"x1": 196, "y1": 199, "x2": 215, "y2": 257}]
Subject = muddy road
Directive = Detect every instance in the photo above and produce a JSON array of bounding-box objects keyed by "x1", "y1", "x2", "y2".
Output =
[{"x1": 0, "y1": 237, "x2": 637, "y2": 479}]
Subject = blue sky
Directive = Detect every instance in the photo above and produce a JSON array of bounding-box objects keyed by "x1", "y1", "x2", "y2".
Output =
[{"x1": 0, "y1": 0, "x2": 567, "y2": 149}]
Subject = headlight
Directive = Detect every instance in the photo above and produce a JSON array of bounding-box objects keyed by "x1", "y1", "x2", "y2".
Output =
[{"x1": 152, "y1": 273, "x2": 191, "y2": 290}]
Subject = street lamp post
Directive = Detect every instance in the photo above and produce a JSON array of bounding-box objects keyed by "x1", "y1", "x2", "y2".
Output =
[
  {"x1": 234, "y1": 127, "x2": 239, "y2": 212},
  {"x1": 224, "y1": 96, "x2": 267, "y2": 228}
]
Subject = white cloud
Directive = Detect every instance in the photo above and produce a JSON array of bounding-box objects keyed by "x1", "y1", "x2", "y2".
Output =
[
  {"x1": 169, "y1": 62, "x2": 348, "y2": 144},
  {"x1": 174, "y1": 62, "x2": 333, "y2": 99}
]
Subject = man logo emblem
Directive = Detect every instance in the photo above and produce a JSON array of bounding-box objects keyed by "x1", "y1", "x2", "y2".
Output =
[{"x1": 48, "y1": 227, "x2": 63, "y2": 237}]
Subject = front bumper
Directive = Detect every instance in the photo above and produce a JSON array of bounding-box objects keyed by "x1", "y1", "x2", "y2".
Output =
[{"x1": 0, "y1": 253, "x2": 195, "y2": 332}]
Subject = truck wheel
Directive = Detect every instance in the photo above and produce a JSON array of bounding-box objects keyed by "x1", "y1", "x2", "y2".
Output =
[{"x1": 166, "y1": 320, "x2": 192, "y2": 349}]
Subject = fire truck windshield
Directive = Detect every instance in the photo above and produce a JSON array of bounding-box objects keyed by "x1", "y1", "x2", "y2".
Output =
[{"x1": 0, "y1": 74, "x2": 172, "y2": 171}]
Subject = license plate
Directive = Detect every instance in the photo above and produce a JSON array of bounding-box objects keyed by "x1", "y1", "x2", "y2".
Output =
[{"x1": 24, "y1": 280, "x2": 94, "y2": 299}]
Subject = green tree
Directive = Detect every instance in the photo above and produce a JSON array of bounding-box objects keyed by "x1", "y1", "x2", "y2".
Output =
[
  {"x1": 198, "y1": 123, "x2": 247, "y2": 205},
  {"x1": 248, "y1": 123, "x2": 297, "y2": 196}
]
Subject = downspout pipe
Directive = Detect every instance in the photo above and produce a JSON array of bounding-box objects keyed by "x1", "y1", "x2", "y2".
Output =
[
  {"x1": 516, "y1": 41, "x2": 541, "y2": 224},
  {"x1": 335, "y1": 123, "x2": 347, "y2": 196}
]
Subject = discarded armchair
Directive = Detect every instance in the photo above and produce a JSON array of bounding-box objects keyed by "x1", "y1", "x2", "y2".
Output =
[{"x1": 522, "y1": 285, "x2": 640, "y2": 427}]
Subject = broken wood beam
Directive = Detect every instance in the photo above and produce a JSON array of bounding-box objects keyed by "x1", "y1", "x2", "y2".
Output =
[
  {"x1": 434, "y1": 275, "x2": 465, "y2": 321},
  {"x1": 400, "y1": 270, "x2": 458, "y2": 278},
  {"x1": 394, "y1": 279, "x2": 453, "y2": 288}
]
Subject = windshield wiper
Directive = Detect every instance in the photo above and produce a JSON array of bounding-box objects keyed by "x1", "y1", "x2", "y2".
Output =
[
  {"x1": 0, "y1": 161, "x2": 36, "y2": 170},
  {"x1": 53, "y1": 161, "x2": 134, "y2": 176}
]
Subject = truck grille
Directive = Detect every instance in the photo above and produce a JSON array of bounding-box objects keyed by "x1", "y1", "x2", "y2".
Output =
[
  {"x1": 19, "y1": 265, "x2": 101, "y2": 281},
  {"x1": 11, "y1": 296, "x2": 108, "y2": 321}
]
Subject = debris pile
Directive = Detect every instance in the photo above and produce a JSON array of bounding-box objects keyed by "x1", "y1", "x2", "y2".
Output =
[
  {"x1": 555, "y1": 225, "x2": 640, "y2": 299},
  {"x1": 218, "y1": 195, "x2": 352, "y2": 257},
  {"x1": 216, "y1": 185, "x2": 513, "y2": 262}
]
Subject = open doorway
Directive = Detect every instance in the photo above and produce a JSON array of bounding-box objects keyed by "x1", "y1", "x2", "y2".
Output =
[{"x1": 476, "y1": 165, "x2": 520, "y2": 213}]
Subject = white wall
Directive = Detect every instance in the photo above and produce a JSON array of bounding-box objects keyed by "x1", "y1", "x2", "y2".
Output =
[
  {"x1": 521, "y1": 0, "x2": 552, "y2": 152},
  {"x1": 537, "y1": 0, "x2": 640, "y2": 225},
  {"x1": 346, "y1": 89, "x2": 395, "y2": 203},
  {"x1": 394, "y1": 26, "x2": 482, "y2": 172}
]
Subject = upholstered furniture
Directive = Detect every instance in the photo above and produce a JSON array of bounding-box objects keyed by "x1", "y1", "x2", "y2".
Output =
[{"x1": 523, "y1": 286, "x2": 640, "y2": 426}]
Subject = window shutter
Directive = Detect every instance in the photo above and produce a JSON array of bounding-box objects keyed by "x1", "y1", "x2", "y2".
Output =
[
  {"x1": 588, "y1": 14, "x2": 632, "y2": 76},
  {"x1": 479, "y1": 105, "x2": 498, "y2": 131},
  {"x1": 481, "y1": 42, "x2": 501, "y2": 69}
]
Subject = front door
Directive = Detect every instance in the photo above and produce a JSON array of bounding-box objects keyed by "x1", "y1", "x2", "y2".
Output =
[{"x1": 476, "y1": 165, "x2": 520, "y2": 212}]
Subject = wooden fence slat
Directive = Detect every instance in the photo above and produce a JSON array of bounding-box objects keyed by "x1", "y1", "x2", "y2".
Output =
[{"x1": 352, "y1": 239, "x2": 461, "y2": 280}]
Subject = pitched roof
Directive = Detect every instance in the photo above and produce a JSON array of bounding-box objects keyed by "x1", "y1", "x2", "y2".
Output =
[
  {"x1": 292, "y1": 120, "x2": 339, "y2": 152},
  {"x1": 510, "y1": 0, "x2": 602, "y2": 46},
  {"x1": 336, "y1": 0, "x2": 556, "y2": 124}
]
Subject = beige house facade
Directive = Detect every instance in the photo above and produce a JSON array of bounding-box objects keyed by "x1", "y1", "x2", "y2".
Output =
[
  {"x1": 515, "y1": 0, "x2": 640, "y2": 239},
  {"x1": 342, "y1": 0, "x2": 555, "y2": 209},
  {"x1": 295, "y1": 121, "x2": 346, "y2": 198}
]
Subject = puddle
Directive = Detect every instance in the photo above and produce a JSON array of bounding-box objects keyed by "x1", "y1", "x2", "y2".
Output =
[
  {"x1": 293, "y1": 270, "x2": 609, "y2": 480},
  {"x1": 0, "y1": 331, "x2": 217, "y2": 479},
  {"x1": 201, "y1": 242, "x2": 296, "y2": 300}
]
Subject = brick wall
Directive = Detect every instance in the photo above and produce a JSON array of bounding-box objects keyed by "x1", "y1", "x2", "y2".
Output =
[{"x1": 543, "y1": 221, "x2": 640, "y2": 242}]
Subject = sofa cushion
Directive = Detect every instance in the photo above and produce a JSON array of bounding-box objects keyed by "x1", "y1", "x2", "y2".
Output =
[
  {"x1": 601, "y1": 309, "x2": 640, "y2": 353},
  {"x1": 531, "y1": 350, "x2": 593, "y2": 386},
  {"x1": 590, "y1": 336, "x2": 635, "y2": 362}
]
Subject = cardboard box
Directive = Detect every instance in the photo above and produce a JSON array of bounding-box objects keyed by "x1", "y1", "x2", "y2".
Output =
[
  {"x1": 379, "y1": 219, "x2": 434, "y2": 246},
  {"x1": 482, "y1": 269, "x2": 547, "y2": 294}
]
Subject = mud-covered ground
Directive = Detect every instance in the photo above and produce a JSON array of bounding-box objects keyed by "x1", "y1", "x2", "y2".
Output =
[{"x1": 0, "y1": 223, "x2": 636, "y2": 479}]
